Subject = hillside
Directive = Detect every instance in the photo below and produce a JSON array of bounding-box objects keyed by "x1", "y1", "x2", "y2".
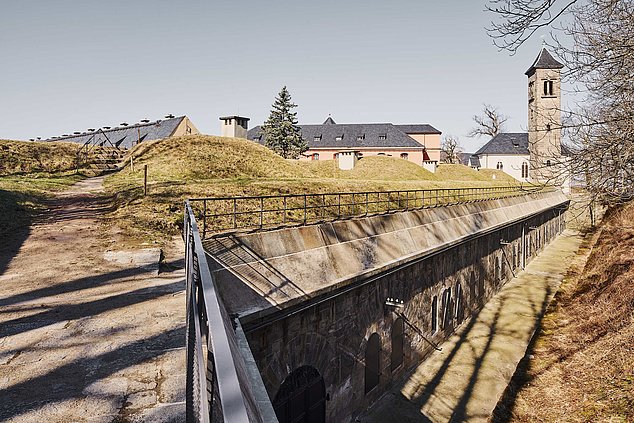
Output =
[
  {"x1": 105, "y1": 135, "x2": 521, "y2": 244},
  {"x1": 497, "y1": 202, "x2": 634, "y2": 422},
  {"x1": 0, "y1": 139, "x2": 82, "y2": 175}
]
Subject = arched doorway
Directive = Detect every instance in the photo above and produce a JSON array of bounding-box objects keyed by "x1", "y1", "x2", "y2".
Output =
[
  {"x1": 273, "y1": 366, "x2": 326, "y2": 423},
  {"x1": 365, "y1": 333, "x2": 381, "y2": 394}
]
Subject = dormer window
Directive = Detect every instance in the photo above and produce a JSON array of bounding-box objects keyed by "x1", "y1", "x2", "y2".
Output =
[
  {"x1": 253, "y1": 135, "x2": 262, "y2": 142},
  {"x1": 335, "y1": 134, "x2": 343, "y2": 141},
  {"x1": 357, "y1": 134, "x2": 365, "y2": 141},
  {"x1": 543, "y1": 80, "x2": 554, "y2": 96},
  {"x1": 313, "y1": 135, "x2": 322, "y2": 142},
  {"x1": 378, "y1": 134, "x2": 387, "y2": 140}
]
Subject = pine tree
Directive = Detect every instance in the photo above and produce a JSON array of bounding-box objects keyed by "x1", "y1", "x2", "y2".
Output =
[{"x1": 262, "y1": 86, "x2": 307, "y2": 159}]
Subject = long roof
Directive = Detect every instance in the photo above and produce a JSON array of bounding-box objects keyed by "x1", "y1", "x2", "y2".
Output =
[
  {"x1": 475, "y1": 133, "x2": 529, "y2": 155},
  {"x1": 526, "y1": 48, "x2": 564, "y2": 76},
  {"x1": 247, "y1": 120, "x2": 440, "y2": 149},
  {"x1": 43, "y1": 116, "x2": 186, "y2": 149}
]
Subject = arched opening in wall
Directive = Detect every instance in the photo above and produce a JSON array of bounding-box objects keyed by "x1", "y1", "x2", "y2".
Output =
[
  {"x1": 365, "y1": 333, "x2": 380, "y2": 394},
  {"x1": 441, "y1": 288, "x2": 453, "y2": 331},
  {"x1": 512, "y1": 245, "x2": 517, "y2": 270},
  {"x1": 273, "y1": 365, "x2": 326, "y2": 423},
  {"x1": 391, "y1": 318, "x2": 404, "y2": 371},
  {"x1": 501, "y1": 255, "x2": 506, "y2": 281},
  {"x1": 400, "y1": 153, "x2": 409, "y2": 160},
  {"x1": 495, "y1": 256, "x2": 501, "y2": 285},
  {"x1": 431, "y1": 296, "x2": 438, "y2": 333},
  {"x1": 496, "y1": 161, "x2": 504, "y2": 170},
  {"x1": 455, "y1": 283, "x2": 464, "y2": 324},
  {"x1": 469, "y1": 271, "x2": 476, "y2": 306},
  {"x1": 477, "y1": 271, "x2": 485, "y2": 305}
]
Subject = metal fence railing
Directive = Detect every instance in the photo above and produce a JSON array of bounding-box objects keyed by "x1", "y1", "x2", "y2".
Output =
[
  {"x1": 184, "y1": 201, "x2": 276, "y2": 422},
  {"x1": 190, "y1": 185, "x2": 551, "y2": 238}
]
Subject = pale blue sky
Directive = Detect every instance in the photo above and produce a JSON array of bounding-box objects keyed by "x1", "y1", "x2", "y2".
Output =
[{"x1": 0, "y1": 1, "x2": 558, "y2": 151}]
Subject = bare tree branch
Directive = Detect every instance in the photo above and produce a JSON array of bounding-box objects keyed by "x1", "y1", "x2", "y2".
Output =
[{"x1": 468, "y1": 104, "x2": 508, "y2": 138}]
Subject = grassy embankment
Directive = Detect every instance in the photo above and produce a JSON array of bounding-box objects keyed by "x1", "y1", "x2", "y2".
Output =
[
  {"x1": 104, "y1": 135, "x2": 517, "y2": 243},
  {"x1": 497, "y1": 202, "x2": 634, "y2": 422},
  {"x1": 0, "y1": 140, "x2": 84, "y2": 237}
]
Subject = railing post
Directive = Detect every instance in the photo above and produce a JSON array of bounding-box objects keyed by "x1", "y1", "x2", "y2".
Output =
[
  {"x1": 365, "y1": 192, "x2": 369, "y2": 216},
  {"x1": 338, "y1": 193, "x2": 341, "y2": 219},
  {"x1": 304, "y1": 195, "x2": 307, "y2": 224},
  {"x1": 283, "y1": 196, "x2": 287, "y2": 224},
  {"x1": 232, "y1": 198, "x2": 237, "y2": 229},
  {"x1": 203, "y1": 200, "x2": 207, "y2": 239},
  {"x1": 260, "y1": 197, "x2": 264, "y2": 228}
]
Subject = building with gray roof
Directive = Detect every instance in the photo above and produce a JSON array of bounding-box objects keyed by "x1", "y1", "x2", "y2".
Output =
[
  {"x1": 247, "y1": 117, "x2": 442, "y2": 168},
  {"x1": 43, "y1": 115, "x2": 199, "y2": 149}
]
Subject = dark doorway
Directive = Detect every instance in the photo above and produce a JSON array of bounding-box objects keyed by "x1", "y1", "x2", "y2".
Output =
[
  {"x1": 273, "y1": 366, "x2": 326, "y2": 423},
  {"x1": 391, "y1": 318, "x2": 404, "y2": 371},
  {"x1": 365, "y1": 333, "x2": 381, "y2": 393}
]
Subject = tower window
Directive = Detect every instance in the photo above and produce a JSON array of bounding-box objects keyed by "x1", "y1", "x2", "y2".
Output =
[
  {"x1": 521, "y1": 162, "x2": 529, "y2": 178},
  {"x1": 543, "y1": 80, "x2": 554, "y2": 96},
  {"x1": 496, "y1": 162, "x2": 503, "y2": 170},
  {"x1": 546, "y1": 160, "x2": 552, "y2": 167}
]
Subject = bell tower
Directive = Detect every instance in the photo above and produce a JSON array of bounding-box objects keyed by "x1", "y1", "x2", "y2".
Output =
[{"x1": 526, "y1": 48, "x2": 564, "y2": 183}]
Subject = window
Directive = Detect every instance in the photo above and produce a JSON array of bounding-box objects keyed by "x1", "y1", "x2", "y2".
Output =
[
  {"x1": 543, "y1": 80, "x2": 554, "y2": 96},
  {"x1": 253, "y1": 136, "x2": 262, "y2": 142},
  {"x1": 546, "y1": 160, "x2": 552, "y2": 167},
  {"x1": 455, "y1": 283, "x2": 464, "y2": 323},
  {"x1": 357, "y1": 134, "x2": 365, "y2": 141},
  {"x1": 496, "y1": 162, "x2": 504, "y2": 170},
  {"x1": 441, "y1": 288, "x2": 452, "y2": 330},
  {"x1": 546, "y1": 124, "x2": 551, "y2": 131},
  {"x1": 365, "y1": 333, "x2": 380, "y2": 394},
  {"x1": 335, "y1": 135, "x2": 343, "y2": 141},
  {"x1": 431, "y1": 296, "x2": 438, "y2": 333},
  {"x1": 333, "y1": 153, "x2": 339, "y2": 159},
  {"x1": 521, "y1": 162, "x2": 529, "y2": 178},
  {"x1": 377, "y1": 152, "x2": 386, "y2": 156},
  {"x1": 378, "y1": 134, "x2": 387, "y2": 140},
  {"x1": 391, "y1": 318, "x2": 404, "y2": 371},
  {"x1": 400, "y1": 153, "x2": 409, "y2": 160},
  {"x1": 313, "y1": 135, "x2": 322, "y2": 142},
  {"x1": 312, "y1": 153, "x2": 319, "y2": 161}
]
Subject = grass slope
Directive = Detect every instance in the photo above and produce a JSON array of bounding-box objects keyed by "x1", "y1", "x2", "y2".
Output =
[
  {"x1": 0, "y1": 139, "x2": 82, "y2": 175},
  {"x1": 105, "y1": 135, "x2": 519, "y2": 243},
  {"x1": 499, "y1": 203, "x2": 634, "y2": 422}
]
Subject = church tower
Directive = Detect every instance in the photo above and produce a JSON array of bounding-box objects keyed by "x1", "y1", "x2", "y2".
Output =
[{"x1": 526, "y1": 48, "x2": 564, "y2": 182}]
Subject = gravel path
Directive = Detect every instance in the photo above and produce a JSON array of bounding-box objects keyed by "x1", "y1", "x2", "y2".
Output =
[{"x1": 0, "y1": 176, "x2": 185, "y2": 422}]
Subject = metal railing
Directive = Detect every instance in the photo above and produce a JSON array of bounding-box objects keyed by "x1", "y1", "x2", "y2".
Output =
[
  {"x1": 190, "y1": 185, "x2": 551, "y2": 238},
  {"x1": 184, "y1": 201, "x2": 275, "y2": 422}
]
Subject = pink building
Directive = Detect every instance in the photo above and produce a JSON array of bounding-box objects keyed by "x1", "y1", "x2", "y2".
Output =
[{"x1": 248, "y1": 117, "x2": 441, "y2": 166}]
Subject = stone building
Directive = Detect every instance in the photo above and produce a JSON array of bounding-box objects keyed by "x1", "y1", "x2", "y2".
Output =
[{"x1": 474, "y1": 48, "x2": 566, "y2": 184}]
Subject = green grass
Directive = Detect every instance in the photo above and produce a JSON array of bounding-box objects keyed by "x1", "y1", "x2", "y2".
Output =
[{"x1": 105, "y1": 135, "x2": 521, "y2": 244}]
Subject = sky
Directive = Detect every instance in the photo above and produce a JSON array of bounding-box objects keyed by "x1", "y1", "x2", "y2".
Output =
[{"x1": 0, "y1": 0, "x2": 558, "y2": 152}]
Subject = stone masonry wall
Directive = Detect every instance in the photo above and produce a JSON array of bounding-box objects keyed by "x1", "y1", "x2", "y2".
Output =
[{"x1": 243, "y1": 207, "x2": 566, "y2": 422}]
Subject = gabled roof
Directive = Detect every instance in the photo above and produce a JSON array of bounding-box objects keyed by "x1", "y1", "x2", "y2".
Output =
[
  {"x1": 395, "y1": 124, "x2": 441, "y2": 135},
  {"x1": 323, "y1": 116, "x2": 336, "y2": 125},
  {"x1": 526, "y1": 48, "x2": 564, "y2": 76},
  {"x1": 475, "y1": 133, "x2": 529, "y2": 155},
  {"x1": 248, "y1": 121, "x2": 438, "y2": 149},
  {"x1": 43, "y1": 116, "x2": 186, "y2": 149}
]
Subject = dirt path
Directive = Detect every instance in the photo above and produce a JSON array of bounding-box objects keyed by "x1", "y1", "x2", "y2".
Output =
[{"x1": 0, "y1": 176, "x2": 185, "y2": 422}]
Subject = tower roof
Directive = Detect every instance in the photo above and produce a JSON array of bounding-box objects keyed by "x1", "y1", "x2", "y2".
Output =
[{"x1": 525, "y1": 48, "x2": 564, "y2": 76}]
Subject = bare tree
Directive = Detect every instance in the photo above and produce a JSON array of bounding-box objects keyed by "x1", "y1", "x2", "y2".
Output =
[
  {"x1": 442, "y1": 135, "x2": 463, "y2": 164},
  {"x1": 486, "y1": 0, "x2": 634, "y2": 207},
  {"x1": 468, "y1": 104, "x2": 508, "y2": 138}
]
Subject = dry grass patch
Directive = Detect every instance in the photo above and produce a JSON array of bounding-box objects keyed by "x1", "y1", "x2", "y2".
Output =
[
  {"x1": 105, "y1": 135, "x2": 524, "y2": 245},
  {"x1": 0, "y1": 139, "x2": 82, "y2": 175},
  {"x1": 501, "y1": 202, "x2": 634, "y2": 422}
]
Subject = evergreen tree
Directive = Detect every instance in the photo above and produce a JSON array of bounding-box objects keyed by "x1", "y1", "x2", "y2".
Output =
[{"x1": 262, "y1": 86, "x2": 307, "y2": 159}]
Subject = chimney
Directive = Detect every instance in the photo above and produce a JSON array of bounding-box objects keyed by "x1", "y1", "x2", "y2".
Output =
[{"x1": 219, "y1": 115, "x2": 250, "y2": 139}]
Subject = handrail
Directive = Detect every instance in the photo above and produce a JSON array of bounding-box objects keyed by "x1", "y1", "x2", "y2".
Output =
[
  {"x1": 76, "y1": 129, "x2": 119, "y2": 171},
  {"x1": 190, "y1": 185, "x2": 554, "y2": 238},
  {"x1": 184, "y1": 201, "x2": 276, "y2": 422}
]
